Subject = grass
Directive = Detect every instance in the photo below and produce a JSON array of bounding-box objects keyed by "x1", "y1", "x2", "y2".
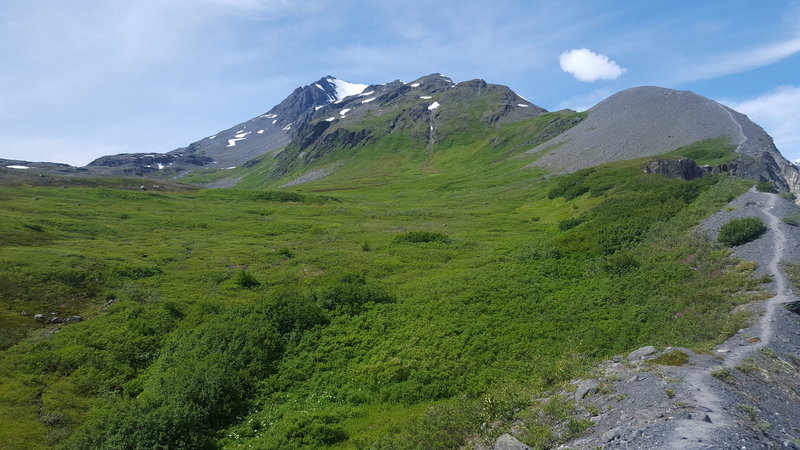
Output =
[
  {"x1": 0, "y1": 115, "x2": 764, "y2": 449},
  {"x1": 648, "y1": 350, "x2": 690, "y2": 366},
  {"x1": 665, "y1": 137, "x2": 737, "y2": 166}
]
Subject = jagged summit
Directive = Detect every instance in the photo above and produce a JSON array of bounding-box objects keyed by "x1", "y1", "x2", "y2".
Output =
[{"x1": 84, "y1": 74, "x2": 543, "y2": 177}]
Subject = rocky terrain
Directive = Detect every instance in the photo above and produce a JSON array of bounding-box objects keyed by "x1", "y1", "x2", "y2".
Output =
[
  {"x1": 486, "y1": 188, "x2": 800, "y2": 449},
  {"x1": 527, "y1": 87, "x2": 800, "y2": 197}
]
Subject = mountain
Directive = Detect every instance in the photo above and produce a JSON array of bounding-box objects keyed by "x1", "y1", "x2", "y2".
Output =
[
  {"x1": 85, "y1": 76, "x2": 371, "y2": 176},
  {"x1": 80, "y1": 74, "x2": 544, "y2": 179},
  {"x1": 527, "y1": 86, "x2": 800, "y2": 194}
]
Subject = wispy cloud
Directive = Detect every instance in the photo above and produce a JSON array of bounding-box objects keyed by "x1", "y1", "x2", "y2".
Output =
[
  {"x1": 723, "y1": 85, "x2": 800, "y2": 161},
  {"x1": 559, "y1": 48, "x2": 626, "y2": 82},
  {"x1": 674, "y1": 35, "x2": 800, "y2": 84}
]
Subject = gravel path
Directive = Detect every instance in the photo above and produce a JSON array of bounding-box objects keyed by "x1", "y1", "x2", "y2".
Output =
[{"x1": 492, "y1": 189, "x2": 800, "y2": 450}]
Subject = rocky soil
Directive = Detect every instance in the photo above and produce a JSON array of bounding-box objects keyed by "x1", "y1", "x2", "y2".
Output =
[{"x1": 485, "y1": 188, "x2": 800, "y2": 449}]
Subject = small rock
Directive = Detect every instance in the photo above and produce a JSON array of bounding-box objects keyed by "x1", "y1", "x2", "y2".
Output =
[
  {"x1": 494, "y1": 433, "x2": 531, "y2": 450},
  {"x1": 602, "y1": 427, "x2": 625, "y2": 443},
  {"x1": 697, "y1": 406, "x2": 712, "y2": 412},
  {"x1": 20, "y1": 311, "x2": 31, "y2": 316},
  {"x1": 64, "y1": 316, "x2": 83, "y2": 323},
  {"x1": 590, "y1": 415, "x2": 602, "y2": 423},
  {"x1": 628, "y1": 346, "x2": 658, "y2": 361},
  {"x1": 703, "y1": 414, "x2": 712, "y2": 423},
  {"x1": 612, "y1": 355, "x2": 622, "y2": 363},
  {"x1": 575, "y1": 380, "x2": 599, "y2": 400},
  {"x1": 34, "y1": 314, "x2": 45, "y2": 322},
  {"x1": 628, "y1": 375, "x2": 640, "y2": 382}
]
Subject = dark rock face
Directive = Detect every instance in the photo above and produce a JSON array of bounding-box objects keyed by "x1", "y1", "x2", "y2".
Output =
[
  {"x1": 644, "y1": 157, "x2": 706, "y2": 180},
  {"x1": 87, "y1": 153, "x2": 214, "y2": 177}
]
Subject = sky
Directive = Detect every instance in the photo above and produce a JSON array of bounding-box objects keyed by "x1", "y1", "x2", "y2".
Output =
[{"x1": 1, "y1": 0, "x2": 799, "y2": 166}]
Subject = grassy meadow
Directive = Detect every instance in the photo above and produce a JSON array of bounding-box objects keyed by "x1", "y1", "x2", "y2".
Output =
[{"x1": 0, "y1": 115, "x2": 765, "y2": 448}]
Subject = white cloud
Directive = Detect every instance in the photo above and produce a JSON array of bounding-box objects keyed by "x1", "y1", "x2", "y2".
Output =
[
  {"x1": 559, "y1": 48, "x2": 626, "y2": 82},
  {"x1": 723, "y1": 85, "x2": 800, "y2": 161}
]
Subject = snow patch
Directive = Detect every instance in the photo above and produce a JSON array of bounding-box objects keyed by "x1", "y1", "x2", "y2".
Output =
[
  {"x1": 419, "y1": 96, "x2": 432, "y2": 99},
  {"x1": 326, "y1": 77, "x2": 368, "y2": 99},
  {"x1": 235, "y1": 132, "x2": 251, "y2": 138},
  {"x1": 272, "y1": 119, "x2": 277, "y2": 124},
  {"x1": 517, "y1": 104, "x2": 529, "y2": 107},
  {"x1": 339, "y1": 108, "x2": 351, "y2": 115},
  {"x1": 359, "y1": 91, "x2": 375, "y2": 96},
  {"x1": 157, "y1": 163, "x2": 165, "y2": 170},
  {"x1": 208, "y1": 135, "x2": 216, "y2": 140},
  {"x1": 315, "y1": 105, "x2": 324, "y2": 111},
  {"x1": 261, "y1": 113, "x2": 278, "y2": 119},
  {"x1": 361, "y1": 97, "x2": 376, "y2": 104},
  {"x1": 6, "y1": 165, "x2": 29, "y2": 169},
  {"x1": 428, "y1": 102, "x2": 440, "y2": 110},
  {"x1": 224, "y1": 166, "x2": 237, "y2": 170},
  {"x1": 334, "y1": 99, "x2": 343, "y2": 104},
  {"x1": 325, "y1": 117, "x2": 336, "y2": 122},
  {"x1": 282, "y1": 125, "x2": 291, "y2": 131},
  {"x1": 257, "y1": 130, "x2": 264, "y2": 134},
  {"x1": 409, "y1": 83, "x2": 420, "y2": 87},
  {"x1": 315, "y1": 83, "x2": 324, "y2": 90},
  {"x1": 226, "y1": 138, "x2": 246, "y2": 147}
]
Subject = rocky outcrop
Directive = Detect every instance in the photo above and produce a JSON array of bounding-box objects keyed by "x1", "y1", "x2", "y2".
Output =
[
  {"x1": 644, "y1": 157, "x2": 706, "y2": 180},
  {"x1": 528, "y1": 86, "x2": 800, "y2": 202}
]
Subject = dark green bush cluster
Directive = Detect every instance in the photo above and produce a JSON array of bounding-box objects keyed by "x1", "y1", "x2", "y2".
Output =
[
  {"x1": 232, "y1": 270, "x2": 260, "y2": 289},
  {"x1": 393, "y1": 231, "x2": 451, "y2": 244},
  {"x1": 755, "y1": 181, "x2": 778, "y2": 193},
  {"x1": 718, "y1": 217, "x2": 767, "y2": 246},
  {"x1": 558, "y1": 217, "x2": 585, "y2": 231},
  {"x1": 248, "y1": 190, "x2": 305, "y2": 202},
  {"x1": 110, "y1": 264, "x2": 163, "y2": 280}
]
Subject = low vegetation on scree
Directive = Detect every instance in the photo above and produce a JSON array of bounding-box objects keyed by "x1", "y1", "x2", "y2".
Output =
[{"x1": 0, "y1": 115, "x2": 765, "y2": 449}]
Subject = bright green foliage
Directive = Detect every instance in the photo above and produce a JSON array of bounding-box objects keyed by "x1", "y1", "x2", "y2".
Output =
[
  {"x1": 718, "y1": 217, "x2": 767, "y2": 246},
  {"x1": 648, "y1": 350, "x2": 690, "y2": 366},
  {"x1": 0, "y1": 116, "x2": 763, "y2": 449},
  {"x1": 666, "y1": 137, "x2": 737, "y2": 166}
]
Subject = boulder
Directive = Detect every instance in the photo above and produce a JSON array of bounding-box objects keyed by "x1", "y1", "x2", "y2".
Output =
[
  {"x1": 627, "y1": 346, "x2": 658, "y2": 361},
  {"x1": 494, "y1": 433, "x2": 531, "y2": 450},
  {"x1": 644, "y1": 157, "x2": 707, "y2": 180},
  {"x1": 575, "y1": 380, "x2": 599, "y2": 400}
]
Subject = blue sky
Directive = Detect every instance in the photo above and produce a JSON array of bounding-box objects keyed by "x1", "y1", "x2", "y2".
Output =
[{"x1": 1, "y1": 0, "x2": 799, "y2": 165}]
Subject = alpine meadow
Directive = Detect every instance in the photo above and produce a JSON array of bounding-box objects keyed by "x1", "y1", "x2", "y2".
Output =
[{"x1": 1, "y1": 73, "x2": 800, "y2": 449}]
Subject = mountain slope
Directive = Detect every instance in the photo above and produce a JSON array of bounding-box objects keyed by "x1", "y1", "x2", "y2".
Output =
[{"x1": 527, "y1": 86, "x2": 800, "y2": 195}]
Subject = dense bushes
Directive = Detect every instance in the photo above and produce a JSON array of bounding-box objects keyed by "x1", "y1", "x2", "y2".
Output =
[
  {"x1": 718, "y1": 217, "x2": 767, "y2": 246},
  {"x1": 393, "y1": 231, "x2": 451, "y2": 244}
]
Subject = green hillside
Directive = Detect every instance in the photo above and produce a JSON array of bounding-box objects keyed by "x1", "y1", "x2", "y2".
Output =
[{"x1": 0, "y1": 109, "x2": 766, "y2": 448}]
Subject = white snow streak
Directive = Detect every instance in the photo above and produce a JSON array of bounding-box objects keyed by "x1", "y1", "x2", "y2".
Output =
[
  {"x1": 325, "y1": 117, "x2": 336, "y2": 122},
  {"x1": 409, "y1": 83, "x2": 420, "y2": 87},
  {"x1": 6, "y1": 165, "x2": 29, "y2": 169},
  {"x1": 517, "y1": 104, "x2": 529, "y2": 107},
  {"x1": 419, "y1": 96, "x2": 432, "y2": 99},
  {"x1": 428, "y1": 102, "x2": 440, "y2": 110},
  {"x1": 327, "y1": 77, "x2": 368, "y2": 99},
  {"x1": 257, "y1": 130, "x2": 264, "y2": 134},
  {"x1": 361, "y1": 97, "x2": 376, "y2": 104},
  {"x1": 359, "y1": 91, "x2": 375, "y2": 96},
  {"x1": 339, "y1": 108, "x2": 351, "y2": 115},
  {"x1": 272, "y1": 119, "x2": 277, "y2": 124}
]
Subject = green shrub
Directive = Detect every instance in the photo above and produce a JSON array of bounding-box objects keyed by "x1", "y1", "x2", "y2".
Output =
[
  {"x1": 780, "y1": 191, "x2": 797, "y2": 201},
  {"x1": 558, "y1": 217, "x2": 585, "y2": 231},
  {"x1": 248, "y1": 191, "x2": 305, "y2": 202},
  {"x1": 393, "y1": 231, "x2": 451, "y2": 244},
  {"x1": 755, "y1": 181, "x2": 777, "y2": 193},
  {"x1": 232, "y1": 270, "x2": 260, "y2": 289},
  {"x1": 783, "y1": 214, "x2": 800, "y2": 226},
  {"x1": 277, "y1": 247, "x2": 295, "y2": 258},
  {"x1": 648, "y1": 350, "x2": 690, "y2": 366},
  {"x1": 718, "y1": 217, "x2": 767, "y2": 246}
]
